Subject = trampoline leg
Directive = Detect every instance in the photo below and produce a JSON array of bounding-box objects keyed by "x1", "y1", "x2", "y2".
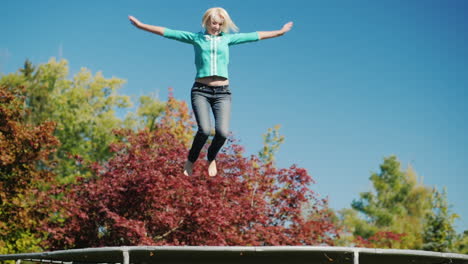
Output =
[
  {"x1": 123, "y1": 249, "x2": 130, "y2": 264},
  {"x1": 354, "y1": 251, "x2": 359, "y2": 264}
]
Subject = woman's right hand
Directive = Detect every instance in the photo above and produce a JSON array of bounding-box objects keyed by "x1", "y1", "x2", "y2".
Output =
[
  {"x1": 128, "y1": 15, "x2": 165, "y2": 36},
  {"x1": 128, "y1": 15, "x2": 142, "y2": 27}
]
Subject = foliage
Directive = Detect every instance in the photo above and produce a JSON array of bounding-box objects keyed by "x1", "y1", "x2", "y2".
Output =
[
  {"x1": 158, "y1": 88, "x2": 196, "y2": 147},
  {"x1": 2, "y1": 58, "x2": 465, "y2": 253},
  {"x1": 1, "y1": 59, "x2": 131, "y2": 181},
  {"x1": 41, "y1": 127, "x2": 338, "y2": 248},
  {"x1": 354, "y1": 231, "x2": 406, "y2": 249},
  {"x1": 259, "y1": 124, "x2": 285, "y2": 165},
  {"x1": 134, "y1": 94, "x2": 165, "y2": 131},
  {"x1": 453, "y1": 231, "x2": 468, "y2": 254},
  {"x1": 339, "y1": 156, "x2": 433, "y2": 249},
  {"x1": 0, "y1": 84, "x2": 59, "y2": 254},
  {"x1": 422, "y1": 188, "x2": 458, "y2": 252},
  {"x1": 0, "y1": 59, "x2": 170, "y2": 183}
]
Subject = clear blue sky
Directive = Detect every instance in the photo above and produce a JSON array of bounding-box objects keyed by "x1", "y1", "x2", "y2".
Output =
[{"x1": 2, "y1": 0, "x2": 467, "y2": 233}]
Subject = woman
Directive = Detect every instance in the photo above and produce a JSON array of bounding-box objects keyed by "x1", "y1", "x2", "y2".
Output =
[{"x1": 129, "y1": 7, "x2": 293, "y2": 177}]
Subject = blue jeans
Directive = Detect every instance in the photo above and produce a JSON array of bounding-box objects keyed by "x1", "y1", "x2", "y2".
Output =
[{"x1": 188, "y1": 82, "x2": 232, "y2": 163}]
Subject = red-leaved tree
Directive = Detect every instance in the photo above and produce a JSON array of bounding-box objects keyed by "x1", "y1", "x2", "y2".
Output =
[
  {"x1": 40, "y1": 89, "x2": 338, "y2": 249},
  {"x1": 354, "y1": 231, "x2": 406, "y2": 249},
  {"x1": 42, "y1": 128, "x2": 338, "y2": 249}
]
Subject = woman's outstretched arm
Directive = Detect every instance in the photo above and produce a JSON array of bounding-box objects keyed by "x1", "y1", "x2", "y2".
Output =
[
  {"x1": 128, "y1": 15, "x2": 165, "y2": 36},
  {"x1": 258, "y1": 22, "x2": 293, "y2": 40}
]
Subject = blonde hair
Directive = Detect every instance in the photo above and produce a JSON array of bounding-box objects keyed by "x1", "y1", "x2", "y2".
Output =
[{"x1": 202, "y1": 7, "x2": 239, "y2": 33}]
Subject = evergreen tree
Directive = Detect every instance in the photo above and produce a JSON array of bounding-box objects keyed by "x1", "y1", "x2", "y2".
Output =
[
  {"x1": 340, "y1": 156, "x2": 433, "y2": 248},
  {"x1": 422, "y1": 188, "x2": 458, "y2": 252}
]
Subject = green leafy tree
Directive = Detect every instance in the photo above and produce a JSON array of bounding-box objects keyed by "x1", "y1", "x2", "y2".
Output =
[
  {"x1": 259, "y1": 124, "x2": 285, "y2": 165},
  {"x1": 422, "y1": 188, "x2": 458, "y2": 252},
  {"x1": 0, "y1": 84, "x2": 59, "y2": 254},
  {"x1": 134, "y1": 94, "x2": 165, "y2": 131},
  {"x1": 339, "y1": 156, "x2": 433, "y2": 249},
  {"x1": 453, "y1": 231, "x2": 468, "y2": 254},
  {"x1": 1, "y1": 58, "x2": 137, "y2": 182}
]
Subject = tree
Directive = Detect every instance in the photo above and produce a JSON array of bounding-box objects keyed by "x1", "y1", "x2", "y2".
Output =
[
  {"x1": 339, "y1": 156, "x2": 433, "y2": 249},
  {"x1": 41, "y1": 124, "x2": 338, "y2": 249},
  {"x1": 422, "y1": 188, "x2": 458, "y2": 252},
  {"x1": 258, "y1": 124, "x2": 285, "y2": 165},
  {"x1": 354, "y1": 231, "x2": 406, "y2": 249},
  {"x1": 0, "y1": 84, "x2": 59, "y2": 254},
  {"x1": 453, "y1": 231, "x2": 468, "y2": 254},
  {"x1": 1, "y1": 58, "x2": 131, "y2": 181},
  {"x1": 158, "y1": 88, "x2": 196, "y2": 147},
  {"x1": 133, "y1": 94, "x2": 165, "y2": 132},
  {"x1": 0, "y1": 58, "x2": 169, "y2": 182}
]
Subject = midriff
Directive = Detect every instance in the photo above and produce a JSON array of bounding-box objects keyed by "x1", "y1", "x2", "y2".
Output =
[{"x1": 195, "y1": 76, "x2": 229, "y2": 86}]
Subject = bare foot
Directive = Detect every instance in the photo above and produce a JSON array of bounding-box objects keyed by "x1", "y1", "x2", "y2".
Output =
[
  {"x1": 184, "y1": 160, "x2": 193, "y2": 176},
  {"x1": 208, "y1": 160, "x2": 217, "y2": 177}
]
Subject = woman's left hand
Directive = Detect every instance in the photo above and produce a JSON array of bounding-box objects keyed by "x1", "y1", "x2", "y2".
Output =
[{"x1": 281, "y1": 22, "x2": 294, "y2": 34}]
